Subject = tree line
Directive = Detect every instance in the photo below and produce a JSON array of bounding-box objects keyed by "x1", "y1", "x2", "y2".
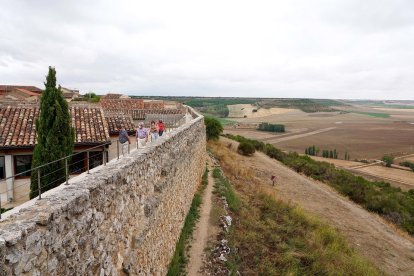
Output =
[
  {"x1": 305, "y1": 145, "x2": 350, "y2": 160},
  {"x1": 257, "y1": 122, "x2": 285, "y2": 133}
]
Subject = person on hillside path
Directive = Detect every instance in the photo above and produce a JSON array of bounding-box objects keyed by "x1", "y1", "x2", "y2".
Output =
[
  {"x1": 271, "y1": 175, "x2": 276, "y2": 186},
  {"x1": 157, "y1": 120, "x2": 165, "y2": 137},
  {"x1": 118, "y1": 126, "x2": 130, "y2": 155},
  {"x1": 136, "y1": 122, "x2": 149, "y2": 148},
  {"x1": 150, "y1": 121, "x2": 159, "y2": 142}
]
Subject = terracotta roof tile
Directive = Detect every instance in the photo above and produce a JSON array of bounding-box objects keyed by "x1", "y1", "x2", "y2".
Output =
[
  {"x1": 70, "y1": 106, "x2": 110, "y2": 144},
  {"x1": 100, "y1": 98, "x2": 144, "y2": 109},
  {"x1": 101, "y1": 108, "x2": 182, "y2": 120},
  {"x1": 143, "y1": 101, "x2": 164, "y2": 109},
  {"x1": 0, "y1": 104, "x2": 110, "y2": 149},
  {"x1": 104, "y1": 113, "x2": 135, "y2": 135},
  {"x1": 0, "y1": 105, "x2": 38, "y2": 147},
  {"x1": 0, "y1": 85, "x2": 42, "y2": 96},
  {"x1": 13, "y1": 88, "x2": 41, "y2": 97}
]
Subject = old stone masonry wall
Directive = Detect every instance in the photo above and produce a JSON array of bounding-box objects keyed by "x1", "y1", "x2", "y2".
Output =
[{"x1": 0, "y1": 111, "x2": 206, "y2": 275}]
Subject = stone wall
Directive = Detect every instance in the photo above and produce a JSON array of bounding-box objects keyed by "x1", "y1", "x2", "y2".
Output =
[{"x1": 0, "y1": 109, "x2": 206, "y2": 275}]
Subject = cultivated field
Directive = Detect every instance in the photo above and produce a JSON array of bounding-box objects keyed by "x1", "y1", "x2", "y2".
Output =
[
  {"x1": 225, "y1": 103, "x2": 414, "y2": 160},
  {"x1": 223, "y1": 101, "x2": 414, "y2": 191}
]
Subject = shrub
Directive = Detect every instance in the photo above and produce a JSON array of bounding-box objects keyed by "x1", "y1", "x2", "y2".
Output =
[
  {"x1": 238, "y1": 141, "x2": 255, "y2": 156},
  {"x1": 204, "y1": 116, "x2": 223, "y2": 140},
  {"x1": 382, "y1": 155, "x2": 394, "y2": 167},
  {"x1": 400, "y1": 161, "x2": 414, "y2": 172}
]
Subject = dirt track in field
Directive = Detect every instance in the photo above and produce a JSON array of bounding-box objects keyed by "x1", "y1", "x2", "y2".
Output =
[
  {"x1": 219, "y1": 137, "x2": 414, "y2": 275},
  {"x1": 262, "y1": 127, "x2": 337, "y2": 143}
]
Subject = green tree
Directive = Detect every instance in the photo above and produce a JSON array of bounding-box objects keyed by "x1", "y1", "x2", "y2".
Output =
[
  {"x1": 30, "y1": 67, "x2": 75, "y2": 199},
  {"x1": 205, "y1": 116, "x2": 223, "y2": 140},
  {"x1": 382, "y1": 155, "x2": 394, "y2": 167}
]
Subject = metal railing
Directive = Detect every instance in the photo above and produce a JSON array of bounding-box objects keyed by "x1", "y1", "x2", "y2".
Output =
[{"x1": 0, "y1": 127, "x2": 179, "y2": 219}]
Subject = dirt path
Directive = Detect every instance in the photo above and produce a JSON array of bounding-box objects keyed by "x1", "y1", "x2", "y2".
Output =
[
  {"x1": 186, "y1": 163, "x2": 215, "y2": 275},
  {"x1": 264, "y1": 127, "x2": 337, "y2": 143},
  {"x1": 222, "y1": 137, "x2": 414, "y2": 275}
]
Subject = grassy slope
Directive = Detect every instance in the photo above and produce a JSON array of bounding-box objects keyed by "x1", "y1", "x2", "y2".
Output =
[
  {"x1": 209, "y1": 141, "x2": 380, "y2": 275},
  {"x1": 224, "y1": 134, "x2": 414, "y2": 236}
]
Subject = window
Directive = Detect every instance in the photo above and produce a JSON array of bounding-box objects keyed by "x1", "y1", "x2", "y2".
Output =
[
  {"x1": 89, "y1": 151, "x2": 103, "y2": 170},
  {"x1": 68, "y1": 151, "x2": 107, "y2": 174},
  {"x1": 0, "y1": 156, "x2": 5, "y2": 179},
  {"x1": 14, "y1": 155, "x2": 32, "y2": 177},
  {"x1": 69, "y1": 152, "x2": 85, "y2": 174}
]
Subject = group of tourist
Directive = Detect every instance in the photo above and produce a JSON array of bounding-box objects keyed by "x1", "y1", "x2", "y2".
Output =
[{"x1": 118, "y1": 120, "x2": 166, "y2": 154}]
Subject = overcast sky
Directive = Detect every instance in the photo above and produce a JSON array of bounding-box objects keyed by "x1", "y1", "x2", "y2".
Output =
[{"x1": 1, "y1": 0, "x2": 414, "y2": 99}]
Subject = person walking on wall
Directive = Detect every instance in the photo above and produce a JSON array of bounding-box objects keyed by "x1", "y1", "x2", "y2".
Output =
[
  {"x1": 157, "y1": 119, "x2": 165, "y2": 136},
  {"x1": 118, "y1": 126, "x2": 130, "y2": 155},
  {"x1": 136, "y1": 122, "x2": 148, "y2": 148},
  {"x1": 150, "y1": 120, "x2": 159, "y2": 142}
]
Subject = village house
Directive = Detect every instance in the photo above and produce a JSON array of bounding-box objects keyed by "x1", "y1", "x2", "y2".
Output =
[
  {"x1": 60, "y1": 87, "x2": 80, "y2": 102},
  {"x1": 0, "y1": 85, "x2": 42, "y2": 102},
  {"x1": 0, "y1": 104, "x2": 110, "y2": 205},
  {"x1": 100, "y1": 97, "x2": 184, "y2": 124},
  {"x1": 101, "y1": 93, "x2": 130, "y2": 99}
]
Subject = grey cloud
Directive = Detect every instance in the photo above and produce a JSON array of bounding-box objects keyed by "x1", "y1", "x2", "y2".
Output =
[{"x1": 0, "y1": 0, "x2": 414, "y2": 99}]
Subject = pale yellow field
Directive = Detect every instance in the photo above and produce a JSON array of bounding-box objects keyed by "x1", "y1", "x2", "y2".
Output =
[{"x1": 228, "y1": 104, "x2": 295, "y2": 118}]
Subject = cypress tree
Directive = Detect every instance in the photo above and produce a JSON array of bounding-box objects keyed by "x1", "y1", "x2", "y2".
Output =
[{"x1": 30, "y1": 67, "x2": 75, "y2": 199}]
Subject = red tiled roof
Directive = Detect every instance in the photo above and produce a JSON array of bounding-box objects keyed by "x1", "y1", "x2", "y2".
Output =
[
  {"x1": 144, "y1": 101, "x2": 164, "y2": 109},
  {"x1": 0, "y1": 105, "x2": 110, "y2": 149},
  {"x1": 0, "y1": 106, "x2": 38, "y2": 147},
  {"x1": 70, "y1": 106, "x2": 110, "y2": 144},
  {"x1": 100, "y1": 98, "x2": 144, "y2": 109},
  {"x1": 13, "y1": 88, "x2": 41, "y2": 97},
  {"x1": 101, "y1": 108, "x2": 183, "y2": 120},
  {"x1": 0, "y1": 85, "x2": 42, "y2": 96},
  {"x1": 104, "y1": 114, "x2": 135, "y2": 135}
]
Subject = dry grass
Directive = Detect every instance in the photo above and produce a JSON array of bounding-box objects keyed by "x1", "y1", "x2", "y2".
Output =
[{"x1": 209, "y1": 140, "x2": 381, "y2": 275}]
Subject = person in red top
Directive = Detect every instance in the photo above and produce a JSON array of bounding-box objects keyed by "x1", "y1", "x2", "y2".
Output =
[{"x1": 157, "y1": 120, "x2": 165, "y2": 136}]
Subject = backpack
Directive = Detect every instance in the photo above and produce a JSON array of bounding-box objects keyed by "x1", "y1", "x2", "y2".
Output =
[{"x1": 119, "y1": 130, "x2": 128, "y2": 144}]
